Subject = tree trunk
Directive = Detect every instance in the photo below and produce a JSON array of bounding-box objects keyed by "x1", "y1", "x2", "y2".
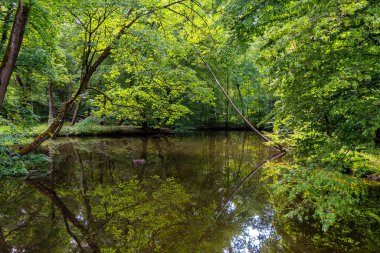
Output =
[
  {"x1": 19, "y1": 26, "x2": 112, "y2": 154},
  {"x1": 235, "y1": 83, "x2": 245, "y2": 115},
  {"x1": 0, "y1": 0, "x2": 30, "y2": 107},
  {"x1": 48, "y1": 83, "x2": 54, "y2": 124},
  {"x1": 0, "y1": 227, "x2": 8, "y2": 253},
  {"x1": 71, "y1": 97, "x2": 81, "y2": 126},
  {"x1": 100, "y1": 96, "x2": 106, "y2": 125},
  {"x1": 142, "y1": 120, "x2": 148, "y2": 130}
]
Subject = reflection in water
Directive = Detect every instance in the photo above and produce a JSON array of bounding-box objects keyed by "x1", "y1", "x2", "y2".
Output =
[
  {"x1": 0, "y1": 132, "x2": 378, "y2": 252},
  {"x1": 228, "y1": 215, "x2": 275, "y2": 253}
]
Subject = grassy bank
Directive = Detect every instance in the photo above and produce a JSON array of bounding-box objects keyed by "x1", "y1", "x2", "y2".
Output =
[{"x1": 32, "y1": 122, "x2": 172, "y2": 137}]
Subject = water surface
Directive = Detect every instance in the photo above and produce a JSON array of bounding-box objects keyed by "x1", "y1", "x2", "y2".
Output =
[{"x1": 0, "y1": 132, "x2": 378, "y2": 252}]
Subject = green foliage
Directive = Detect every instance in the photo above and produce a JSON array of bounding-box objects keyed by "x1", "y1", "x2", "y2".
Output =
[
  {"x1": 2, "y1": 0, "x2": 265, "y2": 133},
  {"x1": 222, "y1": 0, "x2": 380, "y2": 149},
  {"x1": 90, "y1": 177, "x2": 195, "y2": 251},
  {"x1": 0, "y1": 0, "x2": 378, "y2": 245},
  {"x1": 278, "y1": 127, "x2": 379, "y2": 175},
  {"x1": 0, "y1": 117, "x2": 49, "y2": 177},
  {"x1": 263, "y1": 163, "x2": 380, "y2": 251},
  {"x1": 221, "y1": 0, "x2": 380, "y2": 232},
  {"x1": 0, "y1": 100, "x2": 40, "y2": 126},
  {"x1": 92, "y1": 25, "x2": 216, "y2": 128},
  {"x1": 271, "y1": 165, "x2": 366, "y2": 231}
]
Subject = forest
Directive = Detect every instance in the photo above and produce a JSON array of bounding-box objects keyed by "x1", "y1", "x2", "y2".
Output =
[{"x1": 0, "y1": 0, "x2": 379, "y2": 252}]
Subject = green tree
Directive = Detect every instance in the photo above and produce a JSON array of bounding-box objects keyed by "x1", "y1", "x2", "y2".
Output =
[
  {"x1": 19, "y1": 0, "x2": 217, "y2": 154},
  {"x1": 221, "y1": 0, "x2": 380, "y2": 230},
  {"x1": 93, "y1": 26, "x2": 215, "y2": 128},
  {"x1": 223, "y1": 0, "x2": 380, "y2": 153}
]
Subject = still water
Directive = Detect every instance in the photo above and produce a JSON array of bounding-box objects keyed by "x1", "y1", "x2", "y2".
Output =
[{"x1": 0, "y1": 132, "x2": 378, "y2": 252}]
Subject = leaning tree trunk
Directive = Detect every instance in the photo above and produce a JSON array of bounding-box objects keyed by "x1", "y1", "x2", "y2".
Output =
[
  {"x1": 48, "y1": 83, "x2": 54, "y2": 124},
  {"x1": 19, "y1": 75, "x2": 90, "y2": 155},
  {"x1": 71, "y1": 97, "x2": 81, "y2": 126},
  {"x1": 0, "y1": 0, "x2": 30, "y2": 107},
  {"x1": 193, "y1": 45, "x2": 284, "y2": 151}
]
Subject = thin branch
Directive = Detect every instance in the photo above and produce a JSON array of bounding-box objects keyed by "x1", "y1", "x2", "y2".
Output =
[
  {"x1": 87, "y1": 86, "x2": 114, "y2": 105},
  {"x1": 89, "y1": 0, "x2": 188, "y2": 76},
  {"x1": 167, "y1": 7, "x2": 203, "y2": 32},
  {"x1": 92, "y1": 7, "x2": 119, "y2": 35},
  {"x1": 189, "y1": 0, "x2": 208, "y2": 12},
  {"x1": 66, "y1": 8, "x2": 88, "y2": 33},
  {"x1": 179, "y1": 2, "x2": 209, "y2": 26}
]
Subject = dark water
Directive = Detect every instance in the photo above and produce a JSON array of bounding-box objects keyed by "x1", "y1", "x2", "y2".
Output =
[{"x1": 0, "y1": 132, "x2": 379, "y2": 252}]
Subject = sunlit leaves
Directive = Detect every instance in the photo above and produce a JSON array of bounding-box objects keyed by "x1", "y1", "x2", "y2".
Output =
[
  {"x1": 225, "y1": 0, "x2": 380, "y2": 148},
  {"x1": 222, "y1": 0, "x2": 380, "y2": 233},
  {"x1": 0, "y1": 117, "x2": 49, "y2": 177},
  {"x1": 91, "y1": 18, "x2": 216, "y2": 127}
]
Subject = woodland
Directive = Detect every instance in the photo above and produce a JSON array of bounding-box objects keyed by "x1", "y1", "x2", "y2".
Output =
[{"x1": 0, "y1": 0, "x2": 379, "y2": 252}]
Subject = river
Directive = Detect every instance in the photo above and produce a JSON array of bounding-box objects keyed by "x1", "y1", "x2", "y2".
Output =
[{"x1": 0, "y1": 132, "x2": 378, "y2": 252}]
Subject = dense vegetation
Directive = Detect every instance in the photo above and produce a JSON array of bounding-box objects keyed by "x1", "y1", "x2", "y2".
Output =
[{"x1": 0, "y1": 0, "x2": 379, "y2": 246}]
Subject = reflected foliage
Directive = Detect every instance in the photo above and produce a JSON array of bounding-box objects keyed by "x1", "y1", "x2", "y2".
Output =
[
  {"x1": 0, "y1": 133, "x2": 378, "y2": 252},
  {"x1": 0, "y1": 132, "x2": 276, "y2": 252}
]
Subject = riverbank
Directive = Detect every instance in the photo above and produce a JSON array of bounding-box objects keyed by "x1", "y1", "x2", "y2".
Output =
[
  {"x1": 2, "y1": 123, "x2": 380, "y2": 181},
  {"x1": 31, "y1": 122, "x2": 268, "y2": 138},
  {"x1": 59, "y1": 125, "x2": 171, "y2": 137},
  {"x1": 36, "y1": 123, "x2": 380, "y2": 180},
  {"x1": 31, "y1": 122, "x2": 172, "y2": 137}
]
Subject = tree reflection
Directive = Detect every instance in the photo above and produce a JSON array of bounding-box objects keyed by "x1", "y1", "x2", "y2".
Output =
[
  {"x1": 2, "y1": 133, "x2": 374, "y2": 252},
  {"x1": 0, "y1": 132, "x2": 275, "y2": 252}
]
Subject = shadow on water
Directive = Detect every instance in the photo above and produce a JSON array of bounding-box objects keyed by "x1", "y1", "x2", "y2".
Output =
[{"x1": 0, "y1": 132, "x2": 379, "y2": 252}]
